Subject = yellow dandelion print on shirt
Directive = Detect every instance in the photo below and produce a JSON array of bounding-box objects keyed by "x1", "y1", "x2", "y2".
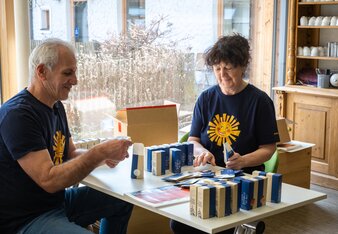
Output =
[
  {"x1": 207, "y1": 113, "x2": 241, "y2": 146},
  {"x1": 53, "y1": 131, "x2": 65, "y2": 165}
]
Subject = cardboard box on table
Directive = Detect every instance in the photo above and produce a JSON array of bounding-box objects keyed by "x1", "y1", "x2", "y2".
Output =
[
  {"x1": 276, "y1": 118, "x2": 315, "y2": 189},
  {"x1": 114, "y1": 105, "x2": 178, "y2": 234},
  {"x1": 113, "y1": 104, "x2": 178, "y2": 146}
]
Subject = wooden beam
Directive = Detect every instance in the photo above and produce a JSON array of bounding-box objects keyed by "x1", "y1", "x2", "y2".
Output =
[{"x1": 0, "y1": 0, "x2": 17, "y2": 102}]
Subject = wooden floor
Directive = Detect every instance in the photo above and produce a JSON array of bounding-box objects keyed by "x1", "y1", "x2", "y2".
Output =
[{"x1": 263, "y1": 184, "x2": 338, "y2": 234}]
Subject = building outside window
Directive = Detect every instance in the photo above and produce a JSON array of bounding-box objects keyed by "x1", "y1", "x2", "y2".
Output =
[
  {"x1": 28, "y1": 0, "x2": 262, "y2": 141},
  {"x1": 126, "y1": 0, "x2": 145, "y2": 31},
  {"x1": 74, "y1": 0, "x2": 88, "y2": 42},
  {"x1": 222, "y1": 0, "x2": 250, "y2": 38},
  {"x1": 40, "y1": 8, "x2": 51, "y2": 31}
]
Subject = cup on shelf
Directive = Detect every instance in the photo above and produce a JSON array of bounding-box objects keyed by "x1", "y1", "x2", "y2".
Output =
[
  {"x1": 317, "y1": 74, "x2": 330, "y2": 88},
  {"x1": 309, "y1": 16, "x2": 316, "y2": 26},
  {"x1": 311, "y1": 47, "x2": 319, "y2": 56},
  {"x1": 303, "y1": 46, "x2": 311, "y2": 56},
  {"x1": 330, "y1": 16, "x2": 337, "y2": 26},
  {"x1": 298, "y1": 47, "x2": 304, "y2": 56},
  {"x1": 300, "y1": 16, "x2": 308, "y2": 26},
  {"x1": 322, "y1": 16, "x2": 331, "y2": 26},
  {"x1": 315, "y1": 16, "x2": 323, "y2": 26}
]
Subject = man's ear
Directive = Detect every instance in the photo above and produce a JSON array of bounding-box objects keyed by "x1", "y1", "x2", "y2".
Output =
[{"x1": 36, "y1": 64, "x2": 47, "y2": 80}]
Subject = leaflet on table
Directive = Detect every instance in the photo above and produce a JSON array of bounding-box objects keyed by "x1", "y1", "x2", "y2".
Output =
[
  {"x1": 215, "y1": 169, "x2": 244, "y2": 179},
  {"x1": 161, "y1": 170, "x2": 215, "y2": 182},
  {"x1": 162, "y1": 169, "x2": 244, "y2": 183},
  {"x1": 124, "y1": 185, "x2": 190, "y2": 208}
]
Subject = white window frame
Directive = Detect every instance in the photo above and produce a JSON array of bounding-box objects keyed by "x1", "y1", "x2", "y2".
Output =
[{"x1": 40, "y1": 6, "x2": 51, "y2": 32}]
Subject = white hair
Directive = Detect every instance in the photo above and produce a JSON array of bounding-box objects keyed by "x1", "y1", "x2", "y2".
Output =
[{"x1": 29, "y1": 38, "x2": 76, "y2": 80}]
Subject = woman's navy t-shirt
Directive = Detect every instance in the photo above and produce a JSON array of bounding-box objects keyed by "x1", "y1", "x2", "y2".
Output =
[{"x1": 190, "y1": 84, "x2": 280, "y2": 172}]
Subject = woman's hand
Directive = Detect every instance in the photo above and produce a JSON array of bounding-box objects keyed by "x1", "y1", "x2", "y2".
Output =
[
  {"x1": 225, "y1": 152, "x2": 243, "y2": 170},
  {"x1": 193, "y1": 151, "x2": 216, "y2": 167}
]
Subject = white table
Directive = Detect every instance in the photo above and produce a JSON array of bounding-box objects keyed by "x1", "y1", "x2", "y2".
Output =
[{"x1": 82, "y1": 158, "x2": 327, "y2": 234}]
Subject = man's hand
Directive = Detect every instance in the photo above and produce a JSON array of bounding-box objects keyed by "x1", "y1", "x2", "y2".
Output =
[
  {"x1": 96, "y1": 138, "x2": 133, "y2": 164},
  {"x1": 105, "y1": 159, "x2": 119, "y2": 168}
]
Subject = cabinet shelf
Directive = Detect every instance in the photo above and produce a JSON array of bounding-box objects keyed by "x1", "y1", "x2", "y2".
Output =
[
  {"x1": 274, "y1": 85, "x2": 338, "y2": 98},
  {"x1": 297, "y1": 56, "x2": 338, "y2": 60},
  {"x1": 298, "y1": 26, "x2": 338, "y2": 29},
  {"x1": 298, "y1": 1, "x2": 338, "y2": 6}
]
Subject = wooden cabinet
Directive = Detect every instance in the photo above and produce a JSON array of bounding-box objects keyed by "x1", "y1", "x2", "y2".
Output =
[
  {"x1": 274, "y1": 86, "x2": 338, "y2": 190},
  {"x1": 276, "y1": 1, "x2": 338, "y2": 190}
]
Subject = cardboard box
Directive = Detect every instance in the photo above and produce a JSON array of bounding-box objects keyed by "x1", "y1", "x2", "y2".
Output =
[
  {"x1": 276, "y1": 118, "x2": 299, "y2": 151},
  {"x1": 276, "y1": 118, "x2": 315, "y2": 188},
  {"x1": 276, "y1": 118, "x2": 314, "y2": 152},
  {"x1": 113, "y1": 104, "x2": 178, "y2": 146}
]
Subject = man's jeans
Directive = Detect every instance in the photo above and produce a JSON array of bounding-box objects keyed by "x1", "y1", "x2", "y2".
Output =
[{"x1": 18, "y1": 186, "x2": 133, "y2": 234}]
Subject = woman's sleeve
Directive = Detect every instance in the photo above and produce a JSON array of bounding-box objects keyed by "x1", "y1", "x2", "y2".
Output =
[
  {"x1": 255, "y1": 94, "x2": 280, "y2": 145},
  {"x1": 190, "y1": 95, "x2": 204, "y2": 138}
]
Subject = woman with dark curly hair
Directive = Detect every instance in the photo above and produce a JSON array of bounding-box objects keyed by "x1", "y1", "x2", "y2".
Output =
[{"x1": 170, "y1": 34, "x2": 279, "y2": 234}]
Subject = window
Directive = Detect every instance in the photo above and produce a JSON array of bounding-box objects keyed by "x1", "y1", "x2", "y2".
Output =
[
  {"x1": 40, "y1": 8, "x2": 50, "y2": 31},
  {"x1": 27, "y1": 0, "x2": 277, "y2": 141},
  {"x1": 73, "y1": 1, "x2": 88, "y2": 42},
  {"x1": 221, "y1": 0, "x2": 250, "y2": 38},
  {"x1": 126, "y1": 0, "x2": 145, "y2": 31}
]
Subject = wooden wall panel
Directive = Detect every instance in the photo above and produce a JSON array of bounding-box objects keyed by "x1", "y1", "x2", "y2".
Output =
[{"x1": 250, "y1": 0, "x2": 274, "y2": 96}]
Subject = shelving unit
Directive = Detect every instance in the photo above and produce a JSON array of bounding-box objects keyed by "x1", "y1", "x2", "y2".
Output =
[
  {"x1": 286, "y1": 0, "x2": 338, "y2": 85},
  {"x1": 275, "y1": 0, "x2": 338, "y2": 190}
]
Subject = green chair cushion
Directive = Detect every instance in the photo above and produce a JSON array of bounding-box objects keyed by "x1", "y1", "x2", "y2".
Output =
[
  {"x1": 264, "y1": 150, "x2": 279, "y2": 173},
  {"x1": 179, "y1": 132, "x2": 190, "y2": 143}
]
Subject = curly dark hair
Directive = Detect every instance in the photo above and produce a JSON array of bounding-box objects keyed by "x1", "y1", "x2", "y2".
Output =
[{"x1": 204, "y1": 33, "x2": 251, "y2": 68}]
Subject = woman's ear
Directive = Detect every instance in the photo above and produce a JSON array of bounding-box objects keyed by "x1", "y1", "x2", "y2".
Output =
[{"x1": 36, "y1": 64, "x2": 47, "y2": 80}]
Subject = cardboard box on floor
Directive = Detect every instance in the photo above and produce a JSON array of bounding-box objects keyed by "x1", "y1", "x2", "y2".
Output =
[
  {"x1": 275, "y1": 118, "x2": 315, "y2": 188},
  {"x1": 113, "y1": 104, "x2": 178, "y2": 146}
]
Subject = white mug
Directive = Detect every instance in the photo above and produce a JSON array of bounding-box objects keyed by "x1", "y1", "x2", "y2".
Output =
[
  {"x1": 322, "y1": 16, "x2": 331, "y2": 26},
  {"x1": 331, "y1": 16, "x2": 337, "y2": 26},
  {"x1": 308, "y1": 16, "x2": 316, "y2": 26},
  {"x1": 298, "y1": 47, "x2": 304, "y2": 56},
  {"x1": 315, "y1": 16, "x2": 323, "y2": 26},
  {"x1": 311, "y1": 47, "x2": 319, "y2": 56},
  {"x1": 303, "y1": 46, "x2": 311, "y2": 56},
  {"x1": 300, "y1": 16, "x2": 308, "y2": 26}
]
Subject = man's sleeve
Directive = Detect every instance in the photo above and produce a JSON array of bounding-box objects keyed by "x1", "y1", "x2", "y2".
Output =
[{"x1": 1, "y1": 109, "x2": 46, "y2": 160}]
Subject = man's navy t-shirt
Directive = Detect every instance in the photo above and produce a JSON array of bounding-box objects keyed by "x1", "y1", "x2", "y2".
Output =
[
  {"x1": 190, "y1": 84, "x2": 279, "y2": 172},
  {"x1": 0, "y1": 89, "x2": 70, "y2": 233}
]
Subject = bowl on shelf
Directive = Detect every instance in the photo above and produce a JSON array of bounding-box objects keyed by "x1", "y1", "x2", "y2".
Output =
[{"x1": 330, "y1": 73, "x2": 338, "y2": 88}]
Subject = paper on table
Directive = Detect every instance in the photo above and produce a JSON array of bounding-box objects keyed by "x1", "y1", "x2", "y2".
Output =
[{"x1": 125, "y1": 185, "x2": 190, "y2": 207}]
